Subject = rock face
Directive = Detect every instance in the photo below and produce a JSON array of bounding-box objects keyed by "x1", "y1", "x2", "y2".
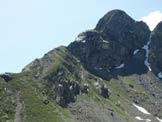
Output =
[
  {"x1": 149, "y1": 21, "x2": 162, "y2": 75},
  {"x1": 68, "y1": 10, "x2": 150, "y2": 79},
  {"x1": 95, "y1": 10, "x2": 150, "y2": 50},
  {"x1": 55, "y1": 79, "x2": 80, "y2": 107}
]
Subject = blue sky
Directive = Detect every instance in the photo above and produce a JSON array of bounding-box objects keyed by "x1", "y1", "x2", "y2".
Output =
[{"x1": 0, "y1": 0, "x2": 162, "y2": 73}]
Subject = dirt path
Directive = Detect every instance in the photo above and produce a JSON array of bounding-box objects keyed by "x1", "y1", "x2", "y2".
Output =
[{"x1": 14, "y1": 90, "x2": 22, "y2": 122}]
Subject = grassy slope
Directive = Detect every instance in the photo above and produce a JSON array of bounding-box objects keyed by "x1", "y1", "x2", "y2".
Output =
[
  {"x1": 0, "y1": 46, "x2": 154, "y2": 122},
  {"x1": 0, "y1": 75, "x2": 75, "y2": 122}
]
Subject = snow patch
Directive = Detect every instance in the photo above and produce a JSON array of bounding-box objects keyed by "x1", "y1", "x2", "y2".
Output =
[
  {"x1": 135, "y1": 117, "x2": 151, "y2": 122},
  {"x1": 158, "y1": 72, "x2": 162, "y2": 78},
  {"x1": 132, "y1": 103, "x2": 151, "y2": 115},
  {"x1": 156, "y1": 117, "x2": 162, "y2": 122},
  {"x1": 133, "y1": 49, "x2": 139, "y2": 55},
  {"x1": 82, "y1": 40, "x2": 86, "y2": 43},
  {"x1": 75, "y1": 35, "x2": 85, "y2": 42},
  {"x1": 69, "y1": 86, "x2": 73, "y2": 90},
  {"x1": 145, "y1": 119, "x2": 151, "y2": 122},
  {"x1": 115, "y1": 64, "x2": 125, "y2": 69},
  {"x1": 135, "y1": 116, "x2": 144, "y2": 121},
  {"x1": 102, "y1": 40, "x2": 109, "y2": 43},
  {"x1": 142, "y1": 35, "x2": 152, "y2": 71}
]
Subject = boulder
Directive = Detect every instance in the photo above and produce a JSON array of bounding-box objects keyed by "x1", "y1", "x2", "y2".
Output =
[
  {"x1": 100, "y1": 85, "x2": 110, "y2": 98},
  {"x1": 55, "y1": 79, "x2": 80, "y2": 107},
  {"x1": 0, "y1": 73, "x2": 13, "y2": 82},
  {"x1": 81, "y1": 84, "x2": 89, "y2": 94},
  {"x1": 43, "y1": 99, "x2": 49, "y2": 105}
]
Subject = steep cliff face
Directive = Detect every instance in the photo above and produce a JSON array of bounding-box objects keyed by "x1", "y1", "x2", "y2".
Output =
[
  {"x1": 95, "y1": 10, "x2": 150, "y2": 50},
  {"x1": 1, "y1": 10, "x2": 162, "y2": 122},
  {"x1": 68, "y1": 10, "x2": 150, "y2": 79},
  {"x1": 149, "y1": 21, "x2": 162, "y2": 77}
]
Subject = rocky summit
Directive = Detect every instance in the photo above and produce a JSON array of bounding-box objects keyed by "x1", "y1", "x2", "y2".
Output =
[
  {"x1": 1, "y1": 9, "x2": 162, "y2": 122},
  {"x1": 68, "y1": 10, "x2": 151, "y2": 79}
]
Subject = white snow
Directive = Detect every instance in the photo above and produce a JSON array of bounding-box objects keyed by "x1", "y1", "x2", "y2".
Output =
[
  {"x1": 142, "y1": 35, "x2": 152, "y2": 71},
  {"x1": 145, "y1": 119, "x2": 151, "y2": 122},
  {"x1": 82, "y1": 40, "x2": 86, "y2": 43},
  {"x1": 75, "y1": 35, "x2": 86, "y2": 43},
  {"x1": 132, "y1": 103, "x2": 151, "y2": 115},
  {"x1": 135, "y1": 117, "x2": 151, "y2": 122},
  {"x1": 115, "y1": 64, "x2": 125, "y2": 69},
  {"x1": 69, "y1": 86, "x2": 73, "y2": 90},
  {"x1": 156, "y1": 117, "x2": 162, "y2": 122},
  {"x1": 102, "y1": 40, "x2": 109, "y2": 43},
  {"x1": 133, "y1": 49, "x2": 139, "y2": 55},
  {"x1": 135, "y1": 116, "x2": 144, "y2": 121},
  {"x1": 75, "y1": 35, "x2": 85, "y2": 42},
  {"x1": 158, "y1": 72, "x2": 162, "y2": 78}
]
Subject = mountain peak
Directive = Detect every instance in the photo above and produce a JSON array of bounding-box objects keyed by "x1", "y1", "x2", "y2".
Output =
[
  {"x1": 68, "y1": 10, "x2": 150, "y2": 80},
  {"x1": 95, "y1": 9, "x2": 135, "y2": 33}
]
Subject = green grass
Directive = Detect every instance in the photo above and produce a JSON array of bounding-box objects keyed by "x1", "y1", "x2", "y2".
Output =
[
  {"x1": 121, "y1": 77, "x2": 146, "y2": 95},
  {"x1": 0, "y1": 75, "x2": 75, "y2": 122},
  {"x1": 18, "y1": 79, "x2": 75, "y2": 122}
]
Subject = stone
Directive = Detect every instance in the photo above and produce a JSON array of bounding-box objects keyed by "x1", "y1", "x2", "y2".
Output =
[
  {"x1": 110, "y1": 112, "x2": 114, "y2": 117},
  {"x1": 55, "y1": 79, "x2": 81, "y2": 107},
  {"x1": 43, "y1": 99, "x2": 49, "y2": 105},
  {"x1": 0, "y1": 73, "x2": 13, "y2": 82},
  {"x1": 129, "y1": 84, "x2": 134, "y2": 88},
  {"x1": 100, "y1": 85, "x2": 110, "y2": 98},
  {"x1": 81, "y1": 84, "x2": 89, "y2": 94}
]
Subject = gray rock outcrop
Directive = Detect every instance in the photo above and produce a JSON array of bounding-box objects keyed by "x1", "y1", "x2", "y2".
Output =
[{"x1": 68, "y1": 10, "x2": 150, "y2": 79}]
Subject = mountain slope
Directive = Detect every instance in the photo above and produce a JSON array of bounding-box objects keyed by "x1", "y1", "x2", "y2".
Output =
[{"x1": 1, "y1": 9, "x2": 162, "y2": 122}]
